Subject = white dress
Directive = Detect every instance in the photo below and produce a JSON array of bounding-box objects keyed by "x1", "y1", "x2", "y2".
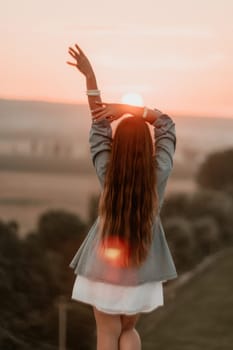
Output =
[{"x1": 71, "y1": 274, "x2": 167, "y2": 315}]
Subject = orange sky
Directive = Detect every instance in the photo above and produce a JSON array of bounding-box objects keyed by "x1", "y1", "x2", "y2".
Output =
[{"x1": 1, "y1": 0, "x2": 233, "y2": 117}]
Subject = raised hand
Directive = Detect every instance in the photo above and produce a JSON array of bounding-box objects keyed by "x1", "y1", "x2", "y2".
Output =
[{"x1": 67, "y1": 43, "x2": 94, "y2": 78}]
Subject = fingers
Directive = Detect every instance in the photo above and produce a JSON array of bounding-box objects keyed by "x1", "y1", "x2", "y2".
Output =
[
  {"x1": 92, "y1": 111, "x2": 108, "y2": 119},
  {"x1": 91, "y1": 106, "x2": 110, "y2": 118},
  {"x1": 68, "y1": 47, "x2": 78, "y2": 57},
  {"x1": 91, "y1": 106, "x2": 106, "y2": 113},
  {"x1": 75, "y1": 43, "x2": 85, "y2": 56},
  {"x1": 91, "y1": 102, "x2": 116, "y2": 122},
  {"x1": 106, "y1": 115, "x2": 115, "y2": 122},
  {"x1": 68, "y1": 47, "x2": 82, "y2": 65},
  {"x1": 92, "y1": 114, "x2": 107, "y2": 122},
  {"x1": 67, "y1": 44, "x2": 85, "y2": 59},
  {"x1": 67, "y1": 47, "x2": 80, "y2": 67},
  {"x1": 91, "y1": 102, "x2": 108, "y2": 114},
  {"x1": 66, "y1": 61, "x2": 77, "y2": 66},
  {"x1": 67, "y1": 43, "x2": 87, "y2": 63},
  {"x1": 95, "y1": 101, "x2": 107, "y2": 106},
  {"x1": 91, "y1": 106, "x2": 111, "y2": 120},
  {"x1": 93, "y1": 115, "x2": 115, "y2": 123},
  {"x1": 95, "y1": 101, "x2": 103, "y2": 105}
]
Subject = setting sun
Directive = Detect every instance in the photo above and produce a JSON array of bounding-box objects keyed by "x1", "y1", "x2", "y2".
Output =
[{"x1": 121, "y1": 93, "x2": 144, "y2": 106}]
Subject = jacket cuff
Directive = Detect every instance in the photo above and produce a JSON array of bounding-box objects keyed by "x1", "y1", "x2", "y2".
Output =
[{"x1": 152, "y1": 113, "x2": 176, "y2": 138}]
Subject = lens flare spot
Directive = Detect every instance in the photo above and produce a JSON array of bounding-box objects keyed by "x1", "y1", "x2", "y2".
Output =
[
  {"x1": 104, "y1": 247, "x2": 121, "y2": 260},
  {"x1": 98, "y1": 236, "x2": 129, "y2": 267}
]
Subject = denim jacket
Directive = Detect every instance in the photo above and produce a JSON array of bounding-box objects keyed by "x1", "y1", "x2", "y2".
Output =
[{"x1": 69, "y1": 113, "x2": 178, "y2": 285}]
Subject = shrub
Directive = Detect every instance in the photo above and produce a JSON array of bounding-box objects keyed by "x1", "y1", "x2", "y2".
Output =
[
  {"x1": 188, "y1": 189, "x2": 233, "y2": 244},
  {"x1": 196, "y1": 148, "x2": 233, "y2": 191},
  {"x1": 192, "y1": 216, "x2": 220, "y2": 259},
  {"x1": 161, "y1": 192, "x2": 191, "y2": 220},
  {"x1": 164, "y1": 217, "x2": 196, "y2": 273}
]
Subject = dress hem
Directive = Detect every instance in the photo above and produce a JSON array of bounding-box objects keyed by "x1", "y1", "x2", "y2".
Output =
[
  {"x1": 70, "y1": 268, "x2": 178, "y2": 284},
  {"x1": 71, "y1": 296, "x2": 164, "y2": 315}
]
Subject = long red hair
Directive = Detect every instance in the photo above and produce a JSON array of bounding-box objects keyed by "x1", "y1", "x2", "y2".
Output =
[{"x1": 98, "y1": 116, "x2": 158, "y2": 267}]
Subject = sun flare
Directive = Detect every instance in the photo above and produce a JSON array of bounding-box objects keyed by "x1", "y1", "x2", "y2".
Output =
[{"x1": 121, "y1": 93, "x2": 144, "y2": 106}]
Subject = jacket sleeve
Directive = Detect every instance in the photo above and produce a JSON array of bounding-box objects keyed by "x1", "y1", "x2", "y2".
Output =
[
  {"x1": 89, "y1": 119, "x2": 112, "y2": 187},
  {"x1": 152, "y1": 113, "x2": 177, "y2": 211}
]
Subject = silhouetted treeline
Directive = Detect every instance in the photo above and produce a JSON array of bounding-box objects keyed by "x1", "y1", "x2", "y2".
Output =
[{"x1": 0, "y1": 147, "x2": 233, "y2": 349}]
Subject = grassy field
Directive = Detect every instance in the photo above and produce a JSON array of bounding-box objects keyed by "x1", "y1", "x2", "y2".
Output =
[
  {"x1": 137, "y1": 246, "x2": 233, "y2": 350},
  {"x1": 0, "y1": 170, "x2": 197, "y2": 237}
]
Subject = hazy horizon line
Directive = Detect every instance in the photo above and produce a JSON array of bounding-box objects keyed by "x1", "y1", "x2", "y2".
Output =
[{"x1": 1, "y1": 96, "x2": 232, "y2": 120}]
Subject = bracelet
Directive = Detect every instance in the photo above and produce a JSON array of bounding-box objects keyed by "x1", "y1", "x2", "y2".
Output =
[
  {"x1": 142, "y1": 106, "x2": 148, "y2": 119},
  {"x1": 86, "y1": 89, "x2": 101, "y2": 96}
]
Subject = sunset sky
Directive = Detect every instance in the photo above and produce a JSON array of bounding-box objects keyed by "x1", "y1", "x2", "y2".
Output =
[{"x1": 1, "y1": 0, "x2": 233, "y2": 117}]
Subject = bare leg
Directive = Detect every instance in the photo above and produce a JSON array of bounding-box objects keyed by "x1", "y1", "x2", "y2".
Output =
[
  {"x1": 119, "y1": 314, "x2": 141, "y2": 350},
  {"x1": 93, "y1": 307, "x2": 122, "y2": 350}
]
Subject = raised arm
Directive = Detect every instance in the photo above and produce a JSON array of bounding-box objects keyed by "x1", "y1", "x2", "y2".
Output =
[
  {"x1": 67, "y1": 43, "x2": 102, "y2": 114},
  {"x1": 152, "y1": 113, "x2": 177, "y2": 211},
  {"x1": 67, "y1": 43, "x2": 113, "y2": 186},
  {"x1": 91, "y1": 102, "x2": 161, "y2": 123}
]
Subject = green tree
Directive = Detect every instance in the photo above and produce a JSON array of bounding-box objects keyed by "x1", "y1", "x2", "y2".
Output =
[
  {"x1": 37, "y1": 209, "x2": 86, "y2": 252},
  {"x1": 196, "y1": 148, "x2": 233, "y2": 191},
  {"x1": 187, "y1": 189, "x2": 233, "y2": 244},
  {"x1": 163, "y1": 217, "x2": 196, "y2": 273},
  {"x1": 0, "y1": 219, "x2": 62, "y2": 346},
  {"x1": 192, "y1": 216, "x2": 220, "y2": 259},
  {"x1": 161, "y1": 192, "x2": 191, "y2": 220},
  {"x1": 35, "y1": 210, "x2": 87, "y2": 296}
]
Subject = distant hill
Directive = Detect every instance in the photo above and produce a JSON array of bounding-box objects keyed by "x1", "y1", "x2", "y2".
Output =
[
  {"x1": 0, "y1": 98, "x2": 90, "y2": 140},
  {"x1": 1, "y1": 98, "x2": 233, "y2": 165}
]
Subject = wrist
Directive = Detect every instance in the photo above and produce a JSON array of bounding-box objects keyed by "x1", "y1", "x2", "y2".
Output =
[
  {"x1": 85, "y1": 68, "x2": 95, "y2": 79},
  {"x1": 144, "y1": 109, "x2": 163, "y2": 124},
  {"x1": 86, "y1": 71, "x2": 97, "y2": 85}
]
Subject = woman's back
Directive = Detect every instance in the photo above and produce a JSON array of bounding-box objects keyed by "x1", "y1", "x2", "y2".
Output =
[{"x1": 70, "y1": 112, "x2": 177, "y2": 285}]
